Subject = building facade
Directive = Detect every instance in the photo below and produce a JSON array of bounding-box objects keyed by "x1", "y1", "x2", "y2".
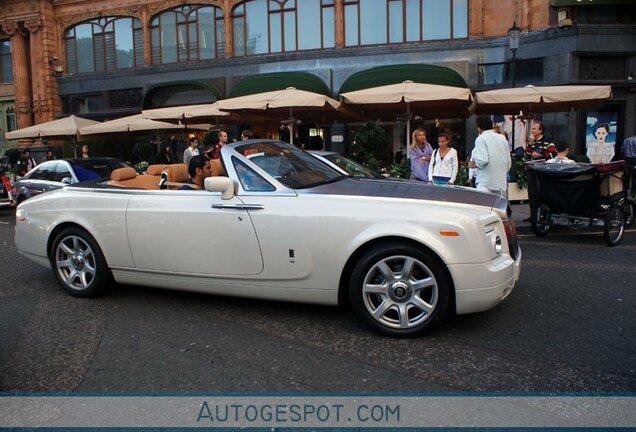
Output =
[{"x1": 0, "y1": 0, "x2": 635, "y2": 157}]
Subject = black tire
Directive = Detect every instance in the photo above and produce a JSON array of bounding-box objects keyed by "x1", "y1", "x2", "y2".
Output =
[
  {"x1": 625, "y1": 200, "x2": 635, "y2": 229},
  {"x1": 603, "y1": 205, "x2": 624, "y2": 247},
  {"x1": 50, "y1": 227, "x2": 111, "y2": 297},
  {"x1": 531, "y1": 204, "x2": 552, "y2": 237},
  {"x1": 349, "y1": 242, "x2": 450, "y2": 337}
]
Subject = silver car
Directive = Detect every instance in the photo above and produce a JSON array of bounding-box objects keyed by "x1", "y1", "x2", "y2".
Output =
[{"x1": 14, "y1": 158, "x2": 131, "y2": 204}]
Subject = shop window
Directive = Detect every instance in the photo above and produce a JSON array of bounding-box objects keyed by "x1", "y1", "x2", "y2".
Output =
[
  {"x1": 232, "y1": 0, "x2": 335, "y2": 57},
  {"x1": 150, "y1": 5, "x2": 224, "y2": 65},
  {"x1": 0, "y1": 39, "x2": 12, "y2": 83},
  {"x1": 65, "y1": 17, "x2": 142, "y2": 74},
  {"x1": 478, "y1": 58, "x2": 544, "y2": 87},
  {"x1": 345, "y1": 0, "x2": 467, "y2": 47}
]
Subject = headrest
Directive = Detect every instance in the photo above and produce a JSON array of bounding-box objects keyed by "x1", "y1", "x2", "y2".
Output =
[
  {"x1": 146, "y1": 164, "x2": 168, "y2": 175},
  {"x1": 210, "y1": 159, "x2": 226, "y2": 176},
  {"x1": 110, "y1": 167, "x2": 137, "y2": 181},
  {"x1": 163, "y1": 163, "x2": 189, "y2": 183}
]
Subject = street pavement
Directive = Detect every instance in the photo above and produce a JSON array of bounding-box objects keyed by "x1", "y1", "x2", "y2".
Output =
[{"x1": 0, "y1": 204, "x2": 634, "y2": 393}]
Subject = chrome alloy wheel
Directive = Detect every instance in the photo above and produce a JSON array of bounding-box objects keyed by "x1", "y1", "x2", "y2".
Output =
[
  {"x1": 55, "y1": 235, "x2": 97, "y2": 291},
  {"x1": 361, "y1": 255, "x2": 438, "y2": 329}
]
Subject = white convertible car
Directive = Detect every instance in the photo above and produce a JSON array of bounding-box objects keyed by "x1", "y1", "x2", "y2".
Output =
[{"x1": 15, "y1": 140, "x2": 520, "y2": 337}]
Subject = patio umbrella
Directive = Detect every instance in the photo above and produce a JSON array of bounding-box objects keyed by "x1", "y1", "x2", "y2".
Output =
[
  {"x1": 78, "y1": 114, "x2": 205, "y2": 135},
  {"x1": 141, "y1": 103, "x2": 231, "y2": 122},
  {"x1": 5, "y1": 115, "x2": 100, "y2": 140},
  {"x1": 474, "y1": 85, "x2": 612, "y2": 115},
  {"x1": 340, "y1": 81, "x2": 473, "y2": 150},
  {"x1": 215, "y1": 87, "x2": 346, "y2": 145}
]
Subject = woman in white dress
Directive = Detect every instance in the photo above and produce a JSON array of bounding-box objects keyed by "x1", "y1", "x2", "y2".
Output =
[{"x1": 428, "y1": 133, "x2": 458, "y2": 185}]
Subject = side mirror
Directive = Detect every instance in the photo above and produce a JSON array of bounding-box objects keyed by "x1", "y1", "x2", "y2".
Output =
[
  {"x1": 204, "y1": 177, "x2": 235, "y2": 200},
  {"x1": 61, "y1": 177, "x2": 73, "y2": 185}
]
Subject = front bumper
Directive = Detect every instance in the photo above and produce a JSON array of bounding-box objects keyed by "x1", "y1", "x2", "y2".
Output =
[{"x1": 450, "y1": 249, "x2": 522, "y2": 315}]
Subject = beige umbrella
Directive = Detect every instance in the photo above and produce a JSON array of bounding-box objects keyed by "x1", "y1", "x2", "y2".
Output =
[
  {"x1": 474, "y1": 85, "x2": 612, "y2": 115},
  {"x1": 142, "y1": 103, "x2": 230, "y2": 122},
  {"x1": 340, "y1": 80, "x2": 473, "y2": 149},
  {"x1": 216, "y1": 87, "x2": 344, "y2": 145},
  {"x1": 5, "y1": 115, "x2": 100, "y2": 140},
  {"x1": 79, "y1": 114, "x2": 203, "y2": 135}
]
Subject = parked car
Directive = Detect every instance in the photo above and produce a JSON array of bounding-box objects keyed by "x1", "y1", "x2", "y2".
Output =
[
  {"x1": 15, "y1": 140, "x2": 520, "y2": 337},
  {"x1": 309, "y1": 150, "x2": 386, "y2": 179},
  {"x1": 14, "y1": 158, "x2": 131, "y2": 204}
]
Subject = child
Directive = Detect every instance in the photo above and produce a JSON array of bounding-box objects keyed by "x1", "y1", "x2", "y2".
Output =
[{"x1": 546, "y1": 141, "x2": 575, "y2": 164}]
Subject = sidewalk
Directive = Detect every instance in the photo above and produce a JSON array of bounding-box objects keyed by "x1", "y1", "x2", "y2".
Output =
[{"x1": 510, "y1": 202, "x2": 531, "y2": 228}]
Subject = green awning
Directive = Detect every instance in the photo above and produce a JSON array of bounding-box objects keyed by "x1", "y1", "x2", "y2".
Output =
[
  {"x1": 338, "y1": 64, "x2": 467, "y2": 94},
  {"x1": 550, "y1": 0, "x2": 633, "y2": 5},
  {"x1": 229, "y1": 72, "x2": 331, "y2": 98},
  {"x1": 145, "y1": 80, "x2": 222, "y2": 100}
]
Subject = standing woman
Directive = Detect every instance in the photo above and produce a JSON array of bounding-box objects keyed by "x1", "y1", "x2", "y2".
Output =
[
  {"x1": 408, "y1": 128, "x2": 433, "y2": 182},
  {"x1": 428, "y1": 133, "x2": 458, "y2": 185},
  {"x1": 81, "y1": 145, "x2": 90, "y2": 159}
]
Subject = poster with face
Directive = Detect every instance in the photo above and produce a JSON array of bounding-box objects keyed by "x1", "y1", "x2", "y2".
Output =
[{"x1": 586, "y1": 112, "x2": 617, "y2": 164}]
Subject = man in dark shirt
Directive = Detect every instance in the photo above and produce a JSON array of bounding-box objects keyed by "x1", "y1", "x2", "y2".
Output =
[
  {"x1": 204, "y1": 130, "x2": 228, "y2": 160},
  {"x1": 525, "y1": 120, "x2": 557, "y2": 160},
  {"x1": 179, "y1": 155, "x2": 211, "y2": 190}
]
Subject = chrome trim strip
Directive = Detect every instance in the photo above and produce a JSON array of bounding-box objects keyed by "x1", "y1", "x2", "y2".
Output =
[{"x1": 212, "y1": 204, "x2": 264, "y2": 210}]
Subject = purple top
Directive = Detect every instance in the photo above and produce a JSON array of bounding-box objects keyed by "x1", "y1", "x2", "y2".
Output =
[{"x1": 409, "y1": 143, "x2": 434, "y2": 182}]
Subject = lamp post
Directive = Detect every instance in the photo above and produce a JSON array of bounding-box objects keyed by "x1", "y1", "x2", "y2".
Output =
[{"x1": 508, "y1": 21, "x2": 521, "y2": 150}]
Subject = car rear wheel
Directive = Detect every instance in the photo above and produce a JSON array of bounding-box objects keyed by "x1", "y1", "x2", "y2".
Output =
[
  {"x1": 349, "y1": 243, "x2": 450, "y2": 337},
  {"x1": 50, "y1": 227, "x2": 111, "y2": 297}
]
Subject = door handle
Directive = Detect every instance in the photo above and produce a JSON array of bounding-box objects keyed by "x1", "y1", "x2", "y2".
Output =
[{"x1": 212, "y1": 203, "x2": 264, "y2": 210}]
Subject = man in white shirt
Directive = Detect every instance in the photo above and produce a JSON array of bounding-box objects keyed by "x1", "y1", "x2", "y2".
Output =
[
  {"x1": 469, "y1": 116, "x2": 511, "y2": 197},
  {"x1": 182, "y1": 137, "x2": 200, "y2": 167}
]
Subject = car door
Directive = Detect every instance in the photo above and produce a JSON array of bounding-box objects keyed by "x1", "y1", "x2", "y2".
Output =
[
  {"x1": 125, "y1": 190, "x2": 263, "y2": 276},
  {"x1": 22, "y1": 163, "x2": 58, "y2": 197}
]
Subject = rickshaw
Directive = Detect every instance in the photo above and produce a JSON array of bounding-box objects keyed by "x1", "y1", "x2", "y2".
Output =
[{"x1": 526, "y1": 160, "x2": 627, "y2": 246}]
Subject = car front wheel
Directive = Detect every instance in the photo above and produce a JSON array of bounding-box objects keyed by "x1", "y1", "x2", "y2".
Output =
[
  {"x1": 349, "y1": 243, "x2": 450, "y2": 337},
  {"x1": 50, "y1": 227, "x2": 111, "y2": 297}
]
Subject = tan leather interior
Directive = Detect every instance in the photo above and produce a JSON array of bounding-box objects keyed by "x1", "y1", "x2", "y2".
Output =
[
  {"x1": 162, "y1": 163, "x2": 189, "y2": 183},
  {"x1": 108, "y1": 167, "x2": 161, "y2": 189},
  {"x1": 108, "y1": 162, "x2": 225, "y2": 190},
  {"x1": 210, "y1": 159, "x2": 226, "y2": 177}
]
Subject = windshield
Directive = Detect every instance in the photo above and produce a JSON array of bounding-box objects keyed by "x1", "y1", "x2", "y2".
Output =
[
  {"x1": 323, "y1": 153, "x2": 382, "y2": 179},
  {"x1": 235, "y1": 141, "x2": 344, "y2": 189}
]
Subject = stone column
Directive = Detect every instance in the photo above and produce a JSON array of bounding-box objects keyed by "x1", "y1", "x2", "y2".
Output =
[
  {"x1": 24, "y1": 17, "x2": 52, "y2": 124},
  {"x1": 1, "y1": 21, "x2": 32, "y2": 129}
]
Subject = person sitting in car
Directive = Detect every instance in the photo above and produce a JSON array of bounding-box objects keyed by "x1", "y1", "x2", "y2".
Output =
[{"x1": 179, "y1": 155, "x2": 211, "y2": 190}]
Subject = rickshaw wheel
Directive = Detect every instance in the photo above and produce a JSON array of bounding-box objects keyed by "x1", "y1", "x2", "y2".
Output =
[
  {"x1": 603, "y1": 205, "x2": 625, "y2": 247},
  {"x1": 531, "y1": 204, "x2": 552, "y2": 237},
  {"x1": 625, "y1": 200, "x2": 635, "y2": 228}
]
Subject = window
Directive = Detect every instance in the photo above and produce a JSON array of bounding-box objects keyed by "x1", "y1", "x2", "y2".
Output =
[
  {"x1": 232, "y1": 0, "x2": 335, "y2": 56},
  {"x1": 5, "y1": 107, "x2": 15, "y2": 133},
  {"x1": 151, "y1": 5, "x2": 224, "y2": 64},
  {"x1": 30, "y1": 164, "x2": 57, "y2": 181},
  {"x1": 478, "y1": 58, "x2": 544, "y2": 87},
  {"x1": 344, "y1": 0, "x2": 468, "y2": 47},
  {"x1": 65, "y1": 17, "x2": 142, "y2": 74},
  {"x1": 0, "y1": 39, "x2": 12, "y2": 83}
]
